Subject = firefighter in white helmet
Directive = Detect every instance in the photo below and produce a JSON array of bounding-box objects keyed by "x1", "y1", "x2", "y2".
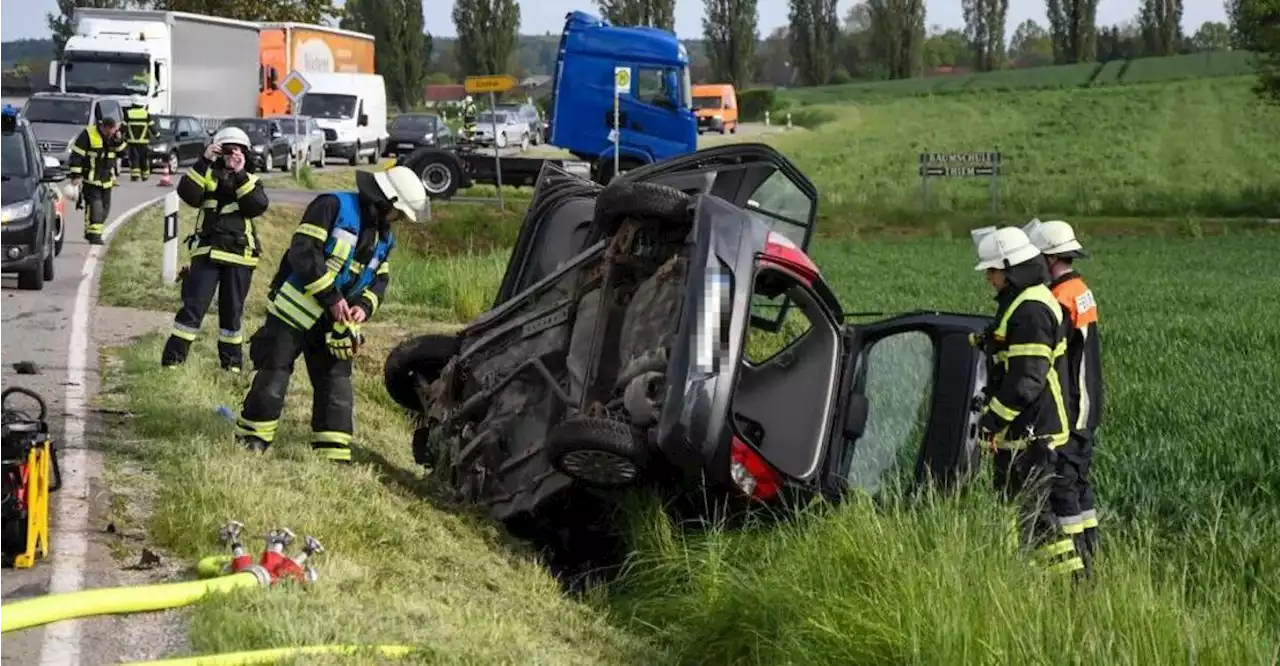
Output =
[
  {"x1": 460, "y1": 94, "x2": 478, "y2": 144},
  {"x1": 233, "y1": 166, "x2": 428, "y2": 463},
  {"x1": 161, "y1": 125, "x2": 269, "y2": 371},
  {"x1": 970, "y1": 226, "x2": 1086, "y2": 579},
  {"x1": 1025, "y1": 218, "x2": 1104, "y2": 570}
]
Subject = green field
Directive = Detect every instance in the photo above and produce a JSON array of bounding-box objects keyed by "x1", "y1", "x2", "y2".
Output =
[{"x1": 779, "y1": 51, "x2": 1262, "y2": 105}]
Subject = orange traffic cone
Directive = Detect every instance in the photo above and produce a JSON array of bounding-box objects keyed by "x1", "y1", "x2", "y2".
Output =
[{"x1": 158, "y1": 163, "x2": 172, "y2": 186}]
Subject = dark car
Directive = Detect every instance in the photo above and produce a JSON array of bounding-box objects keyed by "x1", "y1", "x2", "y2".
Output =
[
  {"x1": 383, "y1": 144, "x2": 991, "y2": 581},
  {"x1": 2, "y1": 105, "x2": 67, "y2": 291},
  {"x1": 20, "y1": 93, "x2": 123, "y2": 169},
  {"x1": 496, "y1": 103, "x2": 545, "y2": 145},
  {"x1": 385, "y1": 113, "x2": 453, "y2": 158},
  {"x1": 216, "y1": 118, "x2": 293, "y2": 173},
  {"x1": 147, "y1": 114, "x2": 211, "y2": 175}
]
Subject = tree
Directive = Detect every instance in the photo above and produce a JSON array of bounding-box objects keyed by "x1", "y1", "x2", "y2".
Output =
[
  {"x1": 788, "y1": 0, "x2": 841, "y2": 86},
  {"x1": 1190, "y1": 21, "x2": 1231, "y2": 51},
  {"x1": 1009, "y1": 19, "x2": 1054, "y2": 66},
  {"x1": 702, "y1": 0, "x2": 758, "y2": 88},
  {"x1": 47, "y1": 0, "x2": 126, "y2": 60},
  {"x1": 867, "y1": 0, "x2": 926, "y2": 79},
  {"x1": 1045, "y1": 0, "x2": 1099, "y2": 63},
  {"x1": 838, "y1": 2, "x2": 878, "y2": 79},
  {"x1": 756, "y1": 26, "x2": 795, "y2": 85},
  {"x1": 1139, "y1": 0, "x2": 1183, "y2": 56},
  {"x1": 1229, "y1": 0, "x2": 1280, "y2": 104},
  {"x1": 341, "y1": 0, "x2": 428, "y2": 111},
  {"x1": 597, "y1": 0, "x2": 676, "y2": 30},
  {"x1": 143, "y1": 0, "x2": 338, "y2": 22},
  {"x1": 451, "y1": 0, "x2": 521, "y2": 77},
  {"x1": 1097, "y1": 21, "x2": 1144, "y2": 60},
  {"x1": 923, "y1": 26, "x2": 971, "y2": 69},
  {"x1": 962, "y1": 0, "x2": 1010, "y2": 71}
]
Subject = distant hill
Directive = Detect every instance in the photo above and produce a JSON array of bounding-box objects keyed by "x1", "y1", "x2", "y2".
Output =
[{"x1": 2, "y1": 39, "x2": 54, "y2": 67}]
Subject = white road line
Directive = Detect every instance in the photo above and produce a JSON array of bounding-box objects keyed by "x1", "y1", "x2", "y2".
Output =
[{"x1": 40, "y1": 194, "x2": 166, "y2": 666}]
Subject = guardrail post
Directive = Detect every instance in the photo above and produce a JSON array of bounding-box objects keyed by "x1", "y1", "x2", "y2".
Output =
[{"x1": 162, "y1": 191, "x2": 179, "y2": 284}]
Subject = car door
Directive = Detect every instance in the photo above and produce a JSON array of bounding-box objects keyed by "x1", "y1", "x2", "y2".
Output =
[
  {"x1": 178, "y1": 118, "x2": 201, "y2": 163},
  {"x1": 820, "y1": 311, "x2": 992, "y2": 500}
]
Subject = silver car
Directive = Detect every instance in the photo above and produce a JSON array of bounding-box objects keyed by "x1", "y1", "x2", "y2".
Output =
[
  {"x1": 470, "y1": 110, "x2": 530, "y2": 151},
  {"x1": 266, "y1": 115, "x2": 326, "y2": 168}
]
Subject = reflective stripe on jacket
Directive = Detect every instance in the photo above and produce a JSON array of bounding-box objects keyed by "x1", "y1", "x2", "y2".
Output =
[
  {"x1": 176, "y1": 158, "x2": 269, "y2": 267},
  {"x1": 982, "y1": 283, "x2": 1072, "y2": 450},
  {"x1": 125, "y1": 106, "x2": 151, "y2": 144},
  {"x1": 267, "y1": 191, "x2": 395, "y2": 331},
  {"x1": 68, "y1": 126, "x2": 118, "y2": 187},
  {"x1": 1050, "y1": 272, "x2": 1104, "y2": 438}
]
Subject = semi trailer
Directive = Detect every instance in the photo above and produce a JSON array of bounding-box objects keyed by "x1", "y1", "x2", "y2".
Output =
[
  {"x1": 258, "y1": 23, "x2": 376, "y2": 116},
  {"x1": 399, "y1": 10, "x2": 700, "y2": 198}
]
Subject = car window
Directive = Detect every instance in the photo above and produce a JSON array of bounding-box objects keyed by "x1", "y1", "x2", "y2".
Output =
[
  {"x1": 22, "y1": 98, "x2": 92, "y2": 125},
  {"x1": 693, "y1": 95, "x2": 724, "y2": 109},
  {"x1": 183, "y1": 118, "x2": 203, "y2": 135},
  {"x1": 2, "y1": 127, "x2": 32, "y2": 179},
  {"x1": 745, "y1": 171, "x2": 812, "y2": 249},
  {"x1": 841, "y1": 331, "x2": 936, "y2": 495}
]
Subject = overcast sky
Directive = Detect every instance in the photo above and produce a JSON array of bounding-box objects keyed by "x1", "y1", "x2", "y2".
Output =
[{"x1": 2, "y1": 0, "x2": 1228, "y2": 42}]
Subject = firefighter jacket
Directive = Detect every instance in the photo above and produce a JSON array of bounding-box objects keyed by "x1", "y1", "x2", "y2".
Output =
[
  {"x1": 125, "y1": 106, "x2": 151, "y2": 144},
  {"x1": 978, "y1": 260, "x2": 1072, "y2": 451},
  {"x1": 1050, "y1": 271, "x2": 1104, "y2": 439},
  {"x1": 177, "y1": 157, "x2": 269, "y2": 268},
  {"x1": 461, "y1": 101, "x2": 478, "y2": 130},
  {"x1": 68, "y1": 125, "x2": 122, "y2": 188},
  {"x1": 265, "y1": 191, "x2": 394, "y2": 332}
]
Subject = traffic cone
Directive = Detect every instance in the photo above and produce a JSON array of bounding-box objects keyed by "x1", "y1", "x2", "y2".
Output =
[{"x1": 158, "y1": 163, "x2": 172, "y2": 186}]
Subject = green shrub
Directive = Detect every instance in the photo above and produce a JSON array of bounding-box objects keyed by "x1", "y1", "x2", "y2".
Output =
[{"x1": 737, "y1": 88, "x2": 776, "y2": 122}]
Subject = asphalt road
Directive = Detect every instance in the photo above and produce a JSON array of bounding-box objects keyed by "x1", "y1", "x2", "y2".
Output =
[{"x1": 1, "y1": 178, "x2": 185, "y2": 666}]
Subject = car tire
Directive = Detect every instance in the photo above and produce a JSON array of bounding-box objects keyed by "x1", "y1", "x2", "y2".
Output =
[
  {"x1": 368, "y1": 141, "x2": 380, "y2": 165},
  {"x1": 313, "y1": 146, "x2": 325, "y2": 168},
  {"x1": 348, "y1": 142, "x2": 360, "y2": 167},
  {"x1": 53, "y1": 213, "x2": 64, "y2": 257},
  {"x1": 589, "y1": 179, "x2": 691, "y2": 241},
  {"x1": 497, "y1": 132, "x2": 507, "y2": 149},
  {"x1": 264, "y1": 152, "x2": 274, "y2": 172},
  {"x1": 729, "y1": 123, "x2": 737, "y2": 134},
  {"x1": 41, "y1": 244, "x2": 55, "y2": 282},
  {"x1": 520, "y1": 133, "x2": 530, "y2": 152},
  {"x1": 546, "y1": 416, "x2": 647, "y2": 487},
  {"x1": 383, "y1": 333, "x2": 460, "y2": 413},
  {"x1": 167, "y1": 150, "x2": 179, "y2": 176},
  {"x1": 280, "y1": 150, "x2": 292, "y2": 172},
  {"x1": 18, "y1": 262, "x2": 45, "y2": 291}
]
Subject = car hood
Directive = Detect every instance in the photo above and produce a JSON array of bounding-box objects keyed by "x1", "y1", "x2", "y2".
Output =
[
  {"x1": 313, "y1": 117, "x2": 353, "y2": 130},
  {"x1": 2, "y1": 177, "x2": 37, "y2": 206},
  {"x1": 28, "y1": 123, "x2": 82, "y2": 145},
  {"x1": 389, "y1": 127, "x2": 432, "y2": 139}
]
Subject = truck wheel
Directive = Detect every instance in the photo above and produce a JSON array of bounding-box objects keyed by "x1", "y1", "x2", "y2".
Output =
[
  {"x1": 348, "y1": 143, "x2": 360, "y2": 167},
  {"x1": 416, "y1": 157, "x2": 461, "y2": 199},
  {"x1": 384, "y1": 333, "x2": 459, "y2": 413},
  {"x1": 547, "y1": 416, "x2": 647, "y2": 488}
]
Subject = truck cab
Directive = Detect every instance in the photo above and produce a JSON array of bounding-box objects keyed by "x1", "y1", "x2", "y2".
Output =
[
  {"x1": 48, "y1": 11, "x2": 166, "y2": 114},
  {"x1": 548, "y1": 11, "x2": 697, "y2": 183}
]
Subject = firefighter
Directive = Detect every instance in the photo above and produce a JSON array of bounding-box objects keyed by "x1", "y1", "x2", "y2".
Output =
[
  {"x1": 67, "y1": 115, "x2": 125, "y2": 245},
  {"x1": 461, "y1": 94, "x2": 478, "y2": 143},
  {"x1": 1027, "y1": 219, "x2": 1104, "y2": 568},
  {"x1": 233, "y1": 166, "x2": 428, "y2": 463},
  {"x1": 124, "y1": 103, "x2": 152, "y2": 181},
  {"x1": 970, "y1": 226, "x2": 1085, "y2": 579},
  {"x1": 160, "y1": 126, "x2": 269, "y2": 371}
]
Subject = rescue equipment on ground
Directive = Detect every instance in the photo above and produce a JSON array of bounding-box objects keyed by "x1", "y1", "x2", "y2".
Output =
[{"x1": 2, "y1": 387, "x2": 61, "y2": 569}]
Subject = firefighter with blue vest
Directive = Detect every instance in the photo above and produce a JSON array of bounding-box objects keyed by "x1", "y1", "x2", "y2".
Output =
[
  {"x1": 971, "y1": 226, "x2": 1086, "y2": 579},
  {"x1": 233, "y1": 166, "x2": 428, "y2": 463}
]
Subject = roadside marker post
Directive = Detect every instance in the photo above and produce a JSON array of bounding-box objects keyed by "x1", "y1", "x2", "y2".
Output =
[
  {"x1": 465, "y1": 74, "x2": 518, "y2": 212},
  {"x1": 918, "y1": 150, "x2": 1002, "y2": 213},
  {"x1": 280, "y1": 70, "x2": 311, "y2": 181},
  {"x1": 162, "y1": 191, "x2": 179, "y2": 284},
  {"x1": 613, "y1": 66, "x2": 631, "y2": 181}
]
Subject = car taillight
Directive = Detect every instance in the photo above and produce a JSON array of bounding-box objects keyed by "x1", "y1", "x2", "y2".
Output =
[{"x1": 730, "y1": 437, "x2": 780, "y2": 501}]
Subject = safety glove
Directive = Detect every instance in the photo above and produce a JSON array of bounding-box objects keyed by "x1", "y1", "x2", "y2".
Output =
[{"x1": 326, "y1": 322, "x2": 364, "y2": 360}]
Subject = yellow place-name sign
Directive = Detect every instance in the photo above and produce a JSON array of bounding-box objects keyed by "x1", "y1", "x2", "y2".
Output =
[{"x1": 465, "y1": 75, "x2": 517, "y2": 94}]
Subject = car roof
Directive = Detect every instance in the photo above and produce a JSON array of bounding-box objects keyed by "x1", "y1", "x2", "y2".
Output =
[{"x1": 29, "y1": 92, "x2": 98, "y2": 102}]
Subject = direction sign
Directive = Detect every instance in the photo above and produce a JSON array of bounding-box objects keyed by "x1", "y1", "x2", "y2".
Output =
[
  {"x1": 465, "y1": 75, "x2": 517, "y2": 94},
  {"x1": 917, "y1": 150, "x2": 1003, "y2": 213},
  {"x1": 280, "y1": 70, "x2": 310, "y2": 103},
  {"x1": 614, "y1": 66, "x2": 631, "y2": 94}
]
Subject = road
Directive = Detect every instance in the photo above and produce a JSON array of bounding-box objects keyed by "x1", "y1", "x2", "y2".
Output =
[{"x1": 1, "y1": 178, "x2": 187, "y2": 666}]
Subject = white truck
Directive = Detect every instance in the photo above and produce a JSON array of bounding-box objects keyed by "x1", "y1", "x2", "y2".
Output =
[{"x1": 47, "y1": 9, "x2": 260, "y2": 125}]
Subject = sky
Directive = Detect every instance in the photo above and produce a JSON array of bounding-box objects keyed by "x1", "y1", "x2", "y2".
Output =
[{"x1": 1, "y1": 0, "x2": 1229, "y2": 42}]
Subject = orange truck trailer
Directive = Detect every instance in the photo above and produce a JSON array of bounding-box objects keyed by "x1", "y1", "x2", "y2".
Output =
[{"x1": 258, "y1": 23, "x2": 376, "y2": 116}]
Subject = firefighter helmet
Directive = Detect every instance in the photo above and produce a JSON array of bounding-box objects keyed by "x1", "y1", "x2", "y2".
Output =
[
  {"x1": 1025, "y1": 218, "x2": 1088, "y2": 259},
  {"x1": 372, "y1": 166, "x2": 429, "y2": 223},
  {"x1": 211, "y1": 126, "x2": 252, "y2": 151},
  {"x1": 973, "y1": 226, "x2": 1041, "y2": 271}
]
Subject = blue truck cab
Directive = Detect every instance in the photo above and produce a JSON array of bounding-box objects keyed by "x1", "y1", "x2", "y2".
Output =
[{"x1": 548, "y1": 11, "x2": 697, "y2": 182}]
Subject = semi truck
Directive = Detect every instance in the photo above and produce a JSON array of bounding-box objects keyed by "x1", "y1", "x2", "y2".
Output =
[
  {"x1": 47, "y1": 9, "x2": 261, "y2": 124},
  {"x1": 401, "y1": 10, "x2": 698, "y2": 197},
  {"x1": 258, "y1": 23, "x2": 376, "y2": 116}
]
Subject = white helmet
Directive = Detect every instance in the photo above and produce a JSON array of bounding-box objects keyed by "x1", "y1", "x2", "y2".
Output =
[
  {"x1": 1024, "y1": 218, "x2": 1087, "y2": 258},
  {"x1": 973, "y1": 226, "x2": 1041, "y2": 271},
  {"x1": 212, "y1": 126, "x2": 251, "y2": 151},
  {"x1": 372, "y1": 166, "x2": 428, "y2": 223},
  {"x1": 464, "y1": 94, "x2": 473, "y2": 104}
]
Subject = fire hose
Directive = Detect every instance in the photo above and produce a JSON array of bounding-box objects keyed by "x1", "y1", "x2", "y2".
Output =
[{"x1": 0, "y1": 521, "x2": 416, "y2": 663}]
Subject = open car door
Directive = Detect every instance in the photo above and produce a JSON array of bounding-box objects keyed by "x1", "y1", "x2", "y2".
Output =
[
  {"x1": 823, "y1": 312, "x2": 994, "y2": 498},
  {"x1": 494, "y1": 143, "x2": 820, "y2": 328}
]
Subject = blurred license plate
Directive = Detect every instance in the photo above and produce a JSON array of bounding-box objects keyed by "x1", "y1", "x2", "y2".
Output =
[{"x1": 398, "y1": 143, "x2": 415, "y2": 149}]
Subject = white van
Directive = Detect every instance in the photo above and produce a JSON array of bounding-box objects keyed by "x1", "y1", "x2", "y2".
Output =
[{"x1": 297, "y1": 72, "x2": 388, "y2": 166}]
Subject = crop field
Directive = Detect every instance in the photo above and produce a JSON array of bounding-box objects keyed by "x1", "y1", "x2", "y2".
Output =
[
  {"x1": 97, "y1": 182, "x2": 1280, "y2": 663},
  {"x1": 779, "y1": 50, "x2": 1261, "y2": 105}
]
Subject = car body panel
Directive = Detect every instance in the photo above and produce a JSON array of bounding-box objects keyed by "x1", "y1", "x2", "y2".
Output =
[
  {"x1": 266, "y1": 114, "x2": 326, "y2": 165},
  {"x1": 3, "y1": 111, "x2": 65, "y2": 281},
  {"x1": 470, "y1": 111, "x2": 528, "y2": 148},
  {"x1": 386, "y1": 113, "x2": 453, "y2": 156},
  {"x1": 21, "y1": 92, "x2": 123, "y2": 168},
  {"x1": 146, "y1": 114, "x2": 209, "y2": 171},
  {"x1": 217, "y1": 117, "x2": 291, "y2": 172}
]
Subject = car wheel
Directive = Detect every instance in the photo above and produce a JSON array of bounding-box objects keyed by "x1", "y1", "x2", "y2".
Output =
[
  {"x1": 729, "y1": 123, "x2": 737, "y2": 134},
  {"x1": 383, "y1": 333, "x2": 460, "y2": 413},
  {"x1": 53, "y1": 212, "x2": 64, "y2": 256},
  {"x1": 313, "y1": 145, "x2": 325, "y2": 168},
  {"x1": 348, "y1": 142, "x2": 360, "y2": 166},
  {"x1": 167, "y1": 150, "x2": 179, "y2": 175},
  {"x1": 547, "y1": 416, "x2": 647, "y2": 487},
  {"x1": 368, "y1": 141, "x2": 380, "y2": 165},
  {"x1": 42, "y1": 243, "x2": 55, "y2": 282},
  {"x1": 17, "y1": 259, "x2": 45, "y2": 290},
  {"x1": 280, "y1": 150, "x2": 292, "y2": 172},
  {"x1": 520, "y1": 133, "x2": 529, "y2": 152},
  {"x1": 497, "y1": 132, "x2": 507, "y2": 149},
  {"x1": 265, "y1": 152, "x2": 274, "y2": 172}
]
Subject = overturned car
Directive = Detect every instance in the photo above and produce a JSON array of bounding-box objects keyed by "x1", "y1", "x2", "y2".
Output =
[{"x1": 385, "y1": 144, "x2": 993, "y2": 571}]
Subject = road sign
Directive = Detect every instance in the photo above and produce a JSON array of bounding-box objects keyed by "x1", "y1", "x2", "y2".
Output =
[
  {"x1": 465, "y1": 75, "x2": 517, "y2": 94},
  {"x1": 614, "y1": 67, "x2": 631, "y2": 94},
  {"x1": 918, "y1": 151, "x2": 1002, "y2": 213},
  {"x1": 280, "y1": 70, "x2": 310, "y2": 103}
]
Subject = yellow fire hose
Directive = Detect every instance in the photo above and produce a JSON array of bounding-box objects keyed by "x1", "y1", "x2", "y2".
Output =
[{"x1": 121, "y1": 644, "x2": 415, "y2": 665}]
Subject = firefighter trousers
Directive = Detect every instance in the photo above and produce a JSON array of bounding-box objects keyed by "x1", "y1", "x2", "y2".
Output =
[
  {"x1": 161, "y1": 255, "x2": 253, "y2": 370},
  {"x1": 1070, "y1": 434, "x2": 1099, "y2": 563},
  {"x1": 127, "y1": 143, "x2": 151, "y2": 179},
  {"x1": 235, "y1": 314, "x2": 354, "y2": 463},
  {"x1": 993, "y1": 444, "x2": 1088, "y2": 579},
  {"x1": 82, "y1": 184, "x2": 112, "y2": 243}
]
